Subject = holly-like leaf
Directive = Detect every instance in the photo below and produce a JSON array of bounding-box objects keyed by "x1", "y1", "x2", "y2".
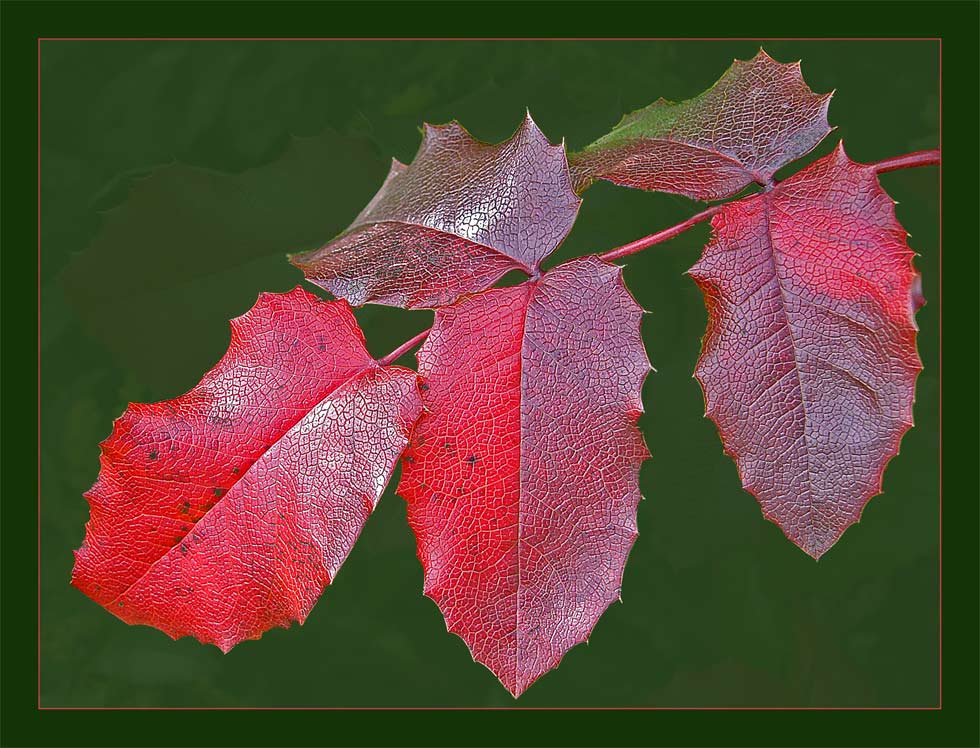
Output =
[
  {"x1": 399, "y1": 257, "x2": 651, "y2": 696},
  {"x1": 689, "y1": 144, "x2": 923, "y2": 559},
  {"x1": 569, "y1": 50, "x2": 833, "y2": 199},
  {"x1": 72, "y1": 288, "x2": 422, "y2": 651},
  {"x1": 290, "y1": 113, "x2": 581, "y2": 309}
]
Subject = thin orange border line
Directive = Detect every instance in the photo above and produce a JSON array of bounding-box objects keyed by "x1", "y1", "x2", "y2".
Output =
[{"x1": 36, "y1": 36, "x2": 943, "y2": 712}]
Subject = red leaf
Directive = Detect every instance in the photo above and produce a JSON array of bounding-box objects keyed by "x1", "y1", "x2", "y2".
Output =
[
  {"x1": 570, "y1": 50, "x2": 832, "y2": 199},
  {"x1": 399, "y1": 257, "x2": 651, "y2": 696},
  {"x1": 72, "y1": 288, "x2": 422, "y2": 651},
  {"x1": 689, "y1": 144, "x2": 923, "y2": 559},
  {"x1": 290, "y1": 113, "x2": 581, "y2": 309}
]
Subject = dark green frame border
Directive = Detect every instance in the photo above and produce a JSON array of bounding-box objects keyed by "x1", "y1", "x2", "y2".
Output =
[{"x1": 4, "y1": 1, "x2": 977, "y2": 746}]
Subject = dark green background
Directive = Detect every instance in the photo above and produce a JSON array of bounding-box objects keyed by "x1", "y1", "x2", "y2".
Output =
[{"x1": 38, "y1": 38, "x2": 941, "y2": 709}]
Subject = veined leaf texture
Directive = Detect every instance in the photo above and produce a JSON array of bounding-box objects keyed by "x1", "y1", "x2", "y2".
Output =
[
  {"x1": 72, "y1": 48, "x2": 936, "y2": 698},
  {"x1": 73, "y1": 289, "x2": 422, "y2": 651},
  {"x1": 570, "y1": 50, "x2": 833, "y2": 199},
  {"x1": 689, "y1": 145, "x2": 923, "y2": 558},
  {"x1": 291, "y1": 113, "x2": 580, "y2": 309},
  {"x1": 399, "y1": 257, "x2": 650, "y2": 696}
]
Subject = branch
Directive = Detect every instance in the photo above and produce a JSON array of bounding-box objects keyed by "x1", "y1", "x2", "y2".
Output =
[
  {"x1": 376, "y1": 152, "x2": 939, "y2": 368},
  {"x1": 872, "y1": 149, "x2": 941, "y2": 175},
  {"x1": 597, "y1": 149, "x2": 941, "y2": 264},
  {"x1": 598, "y1": 205, "x2": 722, "y2": 263},
  {"x1": 377, "y1": 327, "x2": 430, "y2": 367}
]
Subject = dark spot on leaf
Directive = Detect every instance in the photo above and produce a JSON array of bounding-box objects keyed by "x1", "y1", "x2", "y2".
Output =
[
  {"x1": 149, "y1": 450, "x2": 158, "y2": 460},
  {"x1": 118, "y1": 601, "x2": 124, "y2": 607},
  {"x1": 213, "y1": 487, "x2": 223, "y2": 497},
  {"x1": 232, "y1": 467, "x2": 240, "y2": 474},
  {"x1": 180, "y1": 543, "x2": 188, "y2": 555},
  {"x1": 180, "y1": 501, "x2": 190, "y2": 514},
  {"x1": 405, "y1": 455, "x2": 415, "y2": 464},
  {"x1": 420, "y1": 382, "x2": 429, "y2": 392},
  {"x1": 466, "y1": 455, "x2": 478, "y2": 465}
]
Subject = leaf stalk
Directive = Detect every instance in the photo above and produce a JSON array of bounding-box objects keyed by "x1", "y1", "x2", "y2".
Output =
[
  {"x1": 378, "y1": 328, "x2": 431, "y2": 367},
  {"x1": 378, "y1": 150, "x2": 940, "y2": 365},
  {"x1": 598, "y1": 205, "x2": 723, "y2": 263},
  {"x1": 872, "y1": 149, "x2": 941, "y2": 175}
]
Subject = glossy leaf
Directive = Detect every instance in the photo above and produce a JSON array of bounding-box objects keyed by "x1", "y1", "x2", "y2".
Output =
[
  {"x1": 399, "y1": 256, "x2": 651, "y2": 696},
  {"x1": 72, "y1": 288, "x2": 422, "y2": 651},
  {"x1": 689, "y1": 144, "x2": 923, "y2": 559},
  {"x1": 570, "y1": 49, "x2": 833, "y2": 199},
  {"x1": 291, "y1": 112, "x2": 581, "y2": 309}
]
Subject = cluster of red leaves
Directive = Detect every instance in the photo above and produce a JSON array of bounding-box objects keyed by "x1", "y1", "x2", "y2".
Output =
[{"x1": 73, "y1": 50, "x2": 930, "y2": 697}]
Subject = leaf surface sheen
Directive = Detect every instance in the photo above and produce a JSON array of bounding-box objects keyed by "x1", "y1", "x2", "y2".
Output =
[
  {"x1": 72, "y1": 288, "x2": 422, "y2": 651},
  {"x1": 292, "y1": 113, "x2": 581, "y2": 309},
  {"x1": 689, "y1": 145, "x2": 923, "y2": 559},
  {"x1": 399, "y1": 256, "x2": 651, "y2": 696},
  {"x1": 570, "y1": 50, "x2": 832, "y2": 199}
]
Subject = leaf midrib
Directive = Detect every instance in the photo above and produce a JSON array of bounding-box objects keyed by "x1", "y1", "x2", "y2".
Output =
[
  {"x1": 761, "y1": 198, "x2": 819, "y2": 552},
  {"x1": 105, "y1": 359, "x2": 380, "y2": 607}
]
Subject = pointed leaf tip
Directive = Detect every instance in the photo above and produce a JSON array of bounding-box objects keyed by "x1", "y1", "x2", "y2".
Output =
[
  {"x1": 400, "y1": 257, "x2": 650, "y2": 695},
  {"x1": 571, "y1": 51, "x2": 832, "y2": 199},
  {"x1": 292, "y1": 113, "x2": 579, "y2": 309},
  {"x1": 73, "y1": 290, "x2": 422, "y2": 651},
  {"x1": 691, "y1": 148, "x2": 923, "y2": 557}
]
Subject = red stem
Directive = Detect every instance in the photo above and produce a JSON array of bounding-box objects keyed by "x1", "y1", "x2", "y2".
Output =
[
  {"x1": 598, "y1": 205, "x2": 722, "y2": 263},
  {"x1": 378, "y1": 327, "x2": 430, "y2": 367},
  {"x1": 872, "y1": 148, "x2": 941, "y2": 175},
  {"x1": 377, "y1": 149, "x2": 939, "y2": 366},
  {"x1": 597, "y1": 149, "x2": 940, "y2": 264}
]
